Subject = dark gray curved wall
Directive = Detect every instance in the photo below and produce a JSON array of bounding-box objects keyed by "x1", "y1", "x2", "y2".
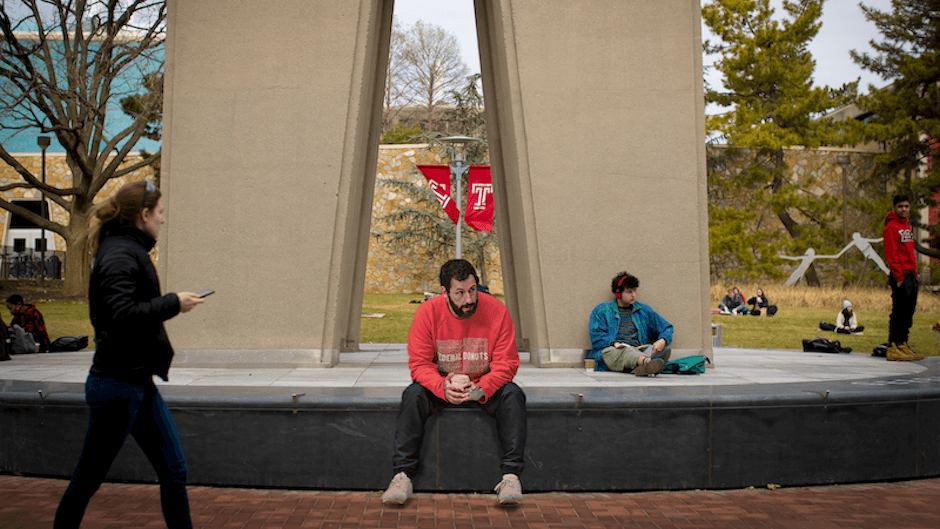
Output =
[{"x1": 3, "y1": 370, "x2": 938, "y2": 491}]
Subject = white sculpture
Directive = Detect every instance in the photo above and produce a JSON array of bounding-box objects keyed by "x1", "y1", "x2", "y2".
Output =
[{"x1": 779, "y1": 233, "x2": 889, "y2": 287}]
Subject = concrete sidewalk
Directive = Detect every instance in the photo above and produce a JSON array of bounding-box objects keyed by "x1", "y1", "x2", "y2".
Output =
[
  {"x1": 0, "y1": 343, "x2": 927, "y2": 391},
  {"x1": 3, "y1": 474, "x2": 939, "y2": 528}
]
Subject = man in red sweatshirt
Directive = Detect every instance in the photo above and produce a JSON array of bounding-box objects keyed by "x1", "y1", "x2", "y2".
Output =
[
  {"x1": 883, "y1": 194, "x2": 924, "y2": 361},
  {"x1": 382, "y1": 259, "x2": 526, "y2": 506}
]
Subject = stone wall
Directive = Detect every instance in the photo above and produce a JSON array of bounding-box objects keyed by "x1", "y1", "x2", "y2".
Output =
[
  {"x1": 367, "y1": 144, "x2": 504, "y2": 295},
  {"x1": 0, "y1": 153, "x2": 154, "y2": 252}
]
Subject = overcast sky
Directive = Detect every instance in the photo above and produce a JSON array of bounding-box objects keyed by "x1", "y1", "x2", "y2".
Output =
[{"x1": 392, "y1": 0, "x2": 897, "y2": 108}]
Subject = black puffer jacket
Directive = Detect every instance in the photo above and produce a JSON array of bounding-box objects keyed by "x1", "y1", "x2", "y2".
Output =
[{"x1": 89, "y1": 227, "x2": 180, "y2": 382}]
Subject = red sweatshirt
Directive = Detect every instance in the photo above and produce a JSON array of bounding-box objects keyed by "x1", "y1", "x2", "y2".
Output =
[
  {"x1": 883, "y1": 210, "x2": 918, "y2": 282},
  {"x1": 407, "y1": 292, "x2": 519, "y2": 403}
]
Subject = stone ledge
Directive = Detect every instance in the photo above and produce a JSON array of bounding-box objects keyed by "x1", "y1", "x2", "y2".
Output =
[{"x1": 171, "y1": 348, "x2": 340, "y2": 368}]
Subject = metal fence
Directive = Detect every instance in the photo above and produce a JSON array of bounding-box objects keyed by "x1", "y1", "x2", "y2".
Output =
[{"x1": 0, "y1": 247, "x2": 64, "y2": 280}]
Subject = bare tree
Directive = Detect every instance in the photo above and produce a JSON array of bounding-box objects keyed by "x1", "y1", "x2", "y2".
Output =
[
  {"x1": 382, "y1": 18, "x2": 413, "y2": 131},
  {"x1": 397, "y1": 20, "x2": 468, "y2": 132},
  {"x1": 0, "y1": 0, "x2": 165, "y2": 296}
]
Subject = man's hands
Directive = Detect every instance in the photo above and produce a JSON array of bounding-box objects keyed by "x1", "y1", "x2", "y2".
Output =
[
  {"x1": 650, "y1": 338, "x2": 667, "y2": 355},
  {"x1": 444, "y1": 373, "x2": 483, "y2": 404},
  {"x1": 613, "y1": 340, "x2": 667, "y2": 354}
]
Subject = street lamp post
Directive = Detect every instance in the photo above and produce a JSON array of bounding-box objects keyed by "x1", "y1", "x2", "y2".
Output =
[
  {"x1": 836, "y1": 153, "x2": 851, "y2": 273},
  {"x1": 37, "y1": 136, "x2": 51, "y2": 280},
  {"x1": 439, "y1": 135, "x2": 482, "y2": 259}
]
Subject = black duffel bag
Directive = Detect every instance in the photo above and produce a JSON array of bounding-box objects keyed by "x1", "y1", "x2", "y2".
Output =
[{"x1": 48, "y1": 335, "x2": 89, "y2": 352}]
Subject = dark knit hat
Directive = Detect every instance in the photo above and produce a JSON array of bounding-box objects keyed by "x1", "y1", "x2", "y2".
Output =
[{"x1": 893, "y1": 194, "x2": 909, "y2": 205}]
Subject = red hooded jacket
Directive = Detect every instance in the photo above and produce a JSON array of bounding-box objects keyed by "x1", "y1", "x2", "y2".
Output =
[{"x1": 883, "y1": 211, "x2": 918, "y2": 282}]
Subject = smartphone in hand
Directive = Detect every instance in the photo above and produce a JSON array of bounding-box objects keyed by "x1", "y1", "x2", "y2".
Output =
[{"x1": 197, "y1": 289, "x2": 215, "y2": 298}]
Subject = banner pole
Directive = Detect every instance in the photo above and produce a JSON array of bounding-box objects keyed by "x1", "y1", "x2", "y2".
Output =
[
  {"x1": 453, "y1": 151, "x2": 464, "y2": 259},
  {"x1": 439, "y1": 135, "x2": 482, "y2": 261}
]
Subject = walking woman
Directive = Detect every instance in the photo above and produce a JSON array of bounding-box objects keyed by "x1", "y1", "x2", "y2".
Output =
[{"x1": 55, "y1": 181, "x2": 205, "y2": 528}]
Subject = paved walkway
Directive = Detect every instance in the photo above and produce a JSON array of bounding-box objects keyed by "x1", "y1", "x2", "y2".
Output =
[
  {"x1": 0, "y1": 343, "x2": 928, "y2": 390},
  {"x1": 2, "y1": 474, "x2": 939, "y2": 528}
]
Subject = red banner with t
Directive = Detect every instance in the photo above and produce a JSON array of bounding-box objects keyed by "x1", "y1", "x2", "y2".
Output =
[{"x1": 465, "y1": 165, "x2": 493, "y2": 232}]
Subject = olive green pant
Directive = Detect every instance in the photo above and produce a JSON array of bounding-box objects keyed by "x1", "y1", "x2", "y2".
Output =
[{"x1": 600, "y1": 344, "x2": 650, "y2": 372}]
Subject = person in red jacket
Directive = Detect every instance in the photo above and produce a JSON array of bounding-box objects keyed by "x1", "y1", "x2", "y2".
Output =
[
  {"x1": 382, "y1": 259, "x2": 526, "y2": 506},
  {"x1": 883, "y1": 194, "x2": 924, "y2": 361},
  {"x1": 6, "y1": 294, "x2": 49, "y2": 353}
]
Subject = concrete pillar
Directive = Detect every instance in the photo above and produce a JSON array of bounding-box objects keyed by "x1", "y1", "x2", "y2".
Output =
[
  {"x1": 160, "y1": 0, "x2": 711, "y2": 368},
  {"x1": 475, "y1": 0, "x2": 712, "y2": 365},
  {"x1": 160, "y1": 0, "x2": 392, "y2": 366}
]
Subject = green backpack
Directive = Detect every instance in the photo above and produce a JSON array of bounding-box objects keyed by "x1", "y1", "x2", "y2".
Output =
[{"x1": 661, "y1": 355, "x2": 708, "y2": 374}]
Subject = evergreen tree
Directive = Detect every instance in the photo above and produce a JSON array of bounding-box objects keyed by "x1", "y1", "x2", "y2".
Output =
[
  {"x1": 851, "y1": 0, "x2": 940, "y2": 256},
  {"x1": 703, "y1": 0, "x2": 857, "y2": 285},
  {"x1": 374, "y1": 74, "x2": 497, "y2": 285}
]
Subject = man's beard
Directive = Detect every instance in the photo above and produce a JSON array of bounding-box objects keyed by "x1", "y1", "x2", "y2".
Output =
[{"x1": 448, "y1": 295, "x2": 477, "y2": 320}]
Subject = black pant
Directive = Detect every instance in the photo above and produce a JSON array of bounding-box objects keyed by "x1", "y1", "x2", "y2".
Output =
[
  {"x1": 836, "y1": 326, "x2": 865, "y2": 334},
  {"x1": 889, "y1": 274, "x2": 918, "y2": 344},
  {"x1": 392, "y1": 381, "x2": 527, "y2": 478}
]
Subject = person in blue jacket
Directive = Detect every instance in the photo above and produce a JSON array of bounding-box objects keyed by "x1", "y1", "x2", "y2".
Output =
[{"x1": 588, "y1": 271, "x2": 674, "y2": 376}]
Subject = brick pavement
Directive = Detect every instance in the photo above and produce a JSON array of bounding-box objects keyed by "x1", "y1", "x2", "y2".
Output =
[{"x1": 2, "y1": 475, "x2": 939, "y2": 528}]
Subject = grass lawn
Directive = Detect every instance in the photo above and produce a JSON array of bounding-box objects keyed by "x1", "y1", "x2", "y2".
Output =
[
  {"x1": 11, "y1": 291, "x2": 939, "y2": 357},
  {"x1": 712, "y1": 307, "x2": 939, "y2": 357},
  {"x1": 360, "y1": 293, "x2": 425, "y2": 344},
  {"x1": 34, "y1": 300, "x2": 93, "y2": 343}
]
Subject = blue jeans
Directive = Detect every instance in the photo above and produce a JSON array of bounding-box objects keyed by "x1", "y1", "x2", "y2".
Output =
[
  {"x1": 392, "y1": 381, "x2": 527, "y2": 478},
  {"x1": 54, "y1": 373, "x2": 191, "y2": 528}
]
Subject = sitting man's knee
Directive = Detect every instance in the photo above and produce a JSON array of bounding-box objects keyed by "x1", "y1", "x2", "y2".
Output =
[
  {"x1": 496, "y1": 382, "x2": 527, "y2": 408},
  {"x1": 400, "y1": 382, "x2": 434, "y2": 410},
  {"x1": 401, "y1": 382, "x2": 426, "y2": 400}
]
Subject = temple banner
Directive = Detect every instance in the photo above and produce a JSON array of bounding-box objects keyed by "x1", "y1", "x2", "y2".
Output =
[{"x1": 466, "y1": 165, "x2": 493, "y2": 232}]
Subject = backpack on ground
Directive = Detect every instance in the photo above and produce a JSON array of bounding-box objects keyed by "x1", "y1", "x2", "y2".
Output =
[
  {"x1": 661, "y1": 355, "x2": 708, "y2": 374},
  {"x1": 48, "y1": 335, "x2": 89, "y2": 352},
  {"x1": 872, "y1": 343, "x2": 888, "y2": 357},
  {"x1": 802, "y1": 337, "x2": 851, "y2": 354},
  {"x1": 8, "y1": 325, "x2": 36, "y2": 355}
]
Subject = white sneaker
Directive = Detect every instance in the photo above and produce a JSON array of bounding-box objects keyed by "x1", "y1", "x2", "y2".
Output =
[
  {"x1": 495, "y1": 474, "x2": 522, "y2": 505},
  {"x1": 381, "y1": 472, "x2": 413, "y2": 504}
]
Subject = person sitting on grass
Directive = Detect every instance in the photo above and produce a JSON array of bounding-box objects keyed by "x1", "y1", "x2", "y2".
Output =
[
  {"x1": 6, "y1": 294, "x2": 50, "y2": 353},
  {"x1": 746, "y1": 288, "x2": 777, "y2": 316},
  {"x1": 718, "y1": 287, "x2": 746, "y2": 315},
  {"x1": 835, "y1": 300, "x2": 864, "y2": 334},
  {"x1": 820, "y1": 300, "x2": 865, "y2": 334}
]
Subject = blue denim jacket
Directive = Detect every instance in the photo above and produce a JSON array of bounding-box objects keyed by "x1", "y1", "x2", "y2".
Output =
[{"x1": 588, "y1": 300, "x2": 674, "y2": 372}]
